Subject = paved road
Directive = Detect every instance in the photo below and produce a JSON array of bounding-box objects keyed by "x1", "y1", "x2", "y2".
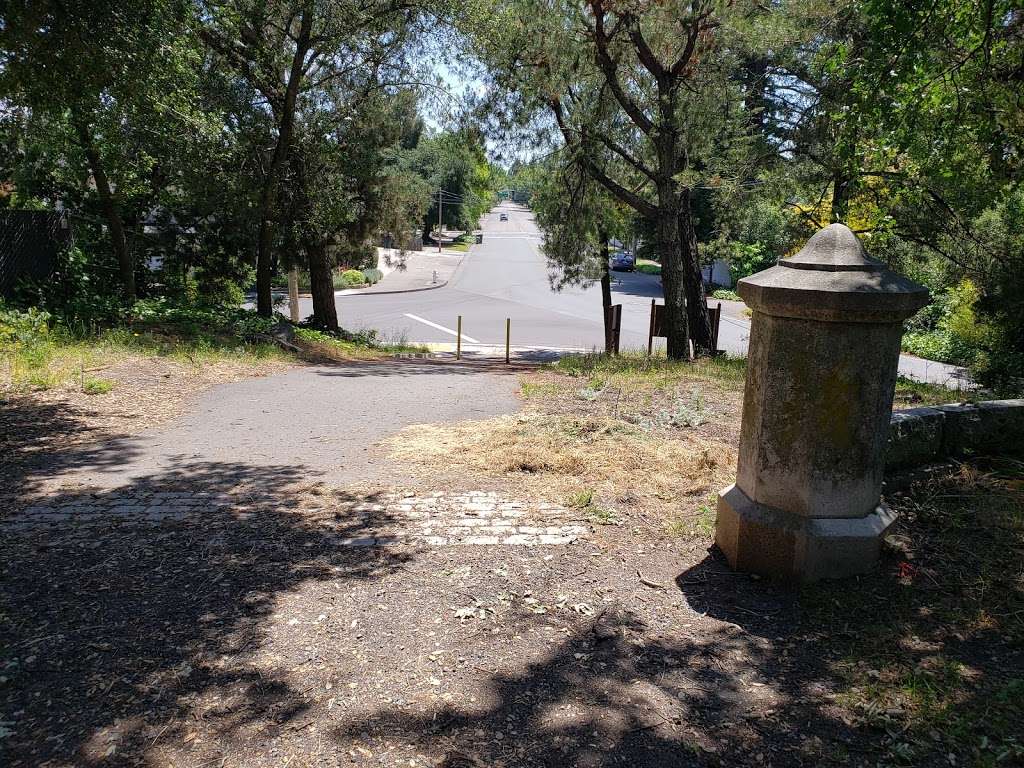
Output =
[
  {"x1": 300, "y1": 203, "x2": 748, "y2": 354},
  {"x1": 293, "y1": 202, "x2": 966, "y2": 386}
]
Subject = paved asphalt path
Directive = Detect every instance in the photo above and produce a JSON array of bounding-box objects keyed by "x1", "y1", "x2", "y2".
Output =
[
  {"x1": 295, "y1": 202, "x2": 966, "y2": 386},
  {"x1": 43, "y1": 360, "x2": 523, "y2": 490}
]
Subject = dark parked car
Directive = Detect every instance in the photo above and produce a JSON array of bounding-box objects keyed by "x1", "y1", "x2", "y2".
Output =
[{"x1": 609, "y1": 250, "x2": 635, "y2": 271}]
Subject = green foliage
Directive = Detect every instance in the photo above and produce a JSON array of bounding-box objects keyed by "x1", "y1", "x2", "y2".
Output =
[
  {"x1": 0, "y1": 303, "x2": 51, "y2": 347},
  {"x1": 405, "y1": 129, "x2": 497, "y2": 239},
  {"x1": 82, "y1": 377, "x2": 114, "y2": 395},
  {"x1": 128, "y1": 297, "x2": 276, "y2": 339},
  {"x1": 361, "y1": 268, "x2": 383, "y2": 285},
  {"x1": 710, "y1": 288, "x2": 741, "y2": 301},
  {"x1": 340, "y1": 269, "x2": 367, "y2": 287},
  {"x1": 727, "y1": 242, "x2": 776, "y2": 284}
]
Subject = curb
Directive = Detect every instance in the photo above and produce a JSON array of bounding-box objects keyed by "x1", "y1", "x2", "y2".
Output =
[
  {"x1": 336, "y1": 247, "x2": 470, "y2": 297},
  {"x1": 335, "y1": 279, "x2": 449, "y2": 297}
]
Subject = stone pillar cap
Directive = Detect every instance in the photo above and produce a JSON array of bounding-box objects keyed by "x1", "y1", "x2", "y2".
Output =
[{"x1": 737, "y1": 224, "x2": 930, "y2": 323}]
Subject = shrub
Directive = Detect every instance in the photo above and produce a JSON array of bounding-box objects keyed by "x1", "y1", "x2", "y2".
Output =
[
  {"x1": 902, "y1": 279, "x2": 985, "y2": 368},
  {"x1": 710, "y1": 288, "x2": 741, "y2": 301},
  {"x1": 0, "y1": 304, "x2": 51, "y2": 347},
  {"x1": 340, "y1": 269, "x2": 366, "y2": 287},
  {"x1": 362, "y1": 268, "x2": 383, "y2": 285},
  {"x1": 728, "y1": 242, "x2": 776, "y2": 284},
  {"x1": 82, "y1": 377, "x2": 114, "y2": 395}
]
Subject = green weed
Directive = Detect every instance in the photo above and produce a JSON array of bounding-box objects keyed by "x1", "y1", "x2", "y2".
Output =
[{"x1": 82, "y1": 377, "x2": 114, "y2": 395}]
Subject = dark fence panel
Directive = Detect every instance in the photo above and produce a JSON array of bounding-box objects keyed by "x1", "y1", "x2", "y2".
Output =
[{"x1": 0, "y1": 210, "x2": 72, "y2": 297}]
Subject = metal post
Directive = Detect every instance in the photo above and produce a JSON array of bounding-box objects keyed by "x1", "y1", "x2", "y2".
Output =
[
  {"x1": 712, "y1": 302, "x2": 722, "y2": 354},
  {"x1": 505, "y1": 318, "x2": 511, "y2": 365},
  {"x1": 437, "y1": 189, "x2": 443, "y2": 254},
  {"x1": 648, "y1": 299, "x2": 656, "y2": 356},
  {"x1": 456, "y1": 315, "x2": 462, "y2": 360}
]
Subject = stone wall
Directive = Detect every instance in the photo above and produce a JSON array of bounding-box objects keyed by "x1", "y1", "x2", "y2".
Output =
[{"x1": 886, "y1": 399, "x2": 1024, "y2": 470}]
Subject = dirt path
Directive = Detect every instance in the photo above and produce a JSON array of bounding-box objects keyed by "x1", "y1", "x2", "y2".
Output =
[{"x1": 2, "y1": 358, "x2": 1020, "y2": 768}]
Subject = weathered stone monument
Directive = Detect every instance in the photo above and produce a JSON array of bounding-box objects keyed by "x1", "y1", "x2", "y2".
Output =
[{"x1": 715, "y1": 223, "x2": 929, "y2": 581}]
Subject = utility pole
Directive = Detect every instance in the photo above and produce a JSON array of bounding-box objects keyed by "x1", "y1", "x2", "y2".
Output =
[{"x1": 437, "y1": 188, "x2": 443, "y2": 254}]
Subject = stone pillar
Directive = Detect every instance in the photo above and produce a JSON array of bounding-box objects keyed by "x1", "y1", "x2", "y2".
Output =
[{"x1": 715, "y1": 224, "x2": 929, "y2": 581}]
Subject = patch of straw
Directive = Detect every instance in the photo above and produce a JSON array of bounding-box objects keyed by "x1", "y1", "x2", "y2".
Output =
[{"x1": 386, "y1": 413, "x2": 736, "y2": 510}]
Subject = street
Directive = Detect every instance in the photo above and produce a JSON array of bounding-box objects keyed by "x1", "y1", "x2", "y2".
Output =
[
  {"x1": 297, "y1": 202, "x2": 966, "y2": 386},
  {"x1": 300, "y1": 202, "x2": 748, "y2": 353}
]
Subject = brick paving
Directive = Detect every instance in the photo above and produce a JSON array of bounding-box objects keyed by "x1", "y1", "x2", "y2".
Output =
[{"x1": 2, "y1": 489, "x2": 590, "y2": 546}]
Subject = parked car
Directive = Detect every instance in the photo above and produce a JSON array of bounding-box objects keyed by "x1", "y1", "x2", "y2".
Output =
[
  {"x1": 499, "y1": 213, "x2": 508, "y2": 221},
  {"x1": 609, "y1": 250, "x2": 636, "y2": 271}
]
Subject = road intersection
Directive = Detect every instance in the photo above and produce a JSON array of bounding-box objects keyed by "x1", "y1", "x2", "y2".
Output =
[{"x1": 294, "y1": 201, "x2": 966, "y2": 385}]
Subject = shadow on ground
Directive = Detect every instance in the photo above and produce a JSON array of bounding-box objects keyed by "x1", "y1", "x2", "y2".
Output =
[
  {"x1": 329, "y1": 598, "x2": 844, "y2": 767},
  {"x1": 0, "y1": 395, "x2": 147, "y2": 496},
  {"x1": 311, "y1": 358, "x2": 538, "y2": 378},
  {"x1": 1, "y1": 460, "x2": 412, "y2": 767}
]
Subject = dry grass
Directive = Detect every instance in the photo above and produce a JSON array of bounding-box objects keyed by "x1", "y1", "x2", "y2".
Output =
[{"x1": 386, "y1": 413, "x2": 736, "y2": 534}]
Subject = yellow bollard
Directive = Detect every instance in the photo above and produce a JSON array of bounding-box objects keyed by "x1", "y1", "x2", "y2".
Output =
[
  {"x1": 456, "y1": 315, "x2": 462, "y2": 360},
  {"x1": 505, "y1": 318, "x2": 511, "y2": 365}
]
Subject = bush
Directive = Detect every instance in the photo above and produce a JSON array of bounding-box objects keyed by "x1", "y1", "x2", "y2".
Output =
[
  {"x1": 362, "y1": 268, "x2": 383, "y2": 285},
  {"x1": 340, "y1": 269, "x2": 366, "y2": 287},
  {"x1": 128, "y1": 297, "x2": 276, "y2": 339},
  {"x1": 0, "y1": 304, "x2": 51, "y2": 347},
  {"x1": 728, "y1": 242, "x2": 776, "y2": 284},
  {"x1": 710, "y1": 288, "x2": 741, "y2": 301},
  {"x1": 902, "y1": 279, "x2": 984, "y2": 367}
]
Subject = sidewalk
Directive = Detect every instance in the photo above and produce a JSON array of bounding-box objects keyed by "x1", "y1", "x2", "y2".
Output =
[{"x1": 336, "y1": 246, "x2": 467, "y2": 296}]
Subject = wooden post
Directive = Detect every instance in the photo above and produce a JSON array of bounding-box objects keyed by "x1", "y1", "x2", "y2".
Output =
[
  {"x1": 505, "y1": 318, "x2": 511, "y2": 365},
  {"x1": 606, "y1": 304, "x2": 622, "y2": 355},
  {"x1": 456, "y1": 315, "x2": 462, "y2": 360},
  {"x1": 287, "y1": 267, "x2": 300, "y2": 322}
]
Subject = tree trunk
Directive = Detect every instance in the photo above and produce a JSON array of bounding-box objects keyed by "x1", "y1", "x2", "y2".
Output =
[
  {"x1": 307, "y1": 240, "x2": 339, "y2": 332},
  {"x1": 253, "y1": 8, "x2": 313, "y2": 317},
  {"x1": 599, "y1": 232, "x2": 612, "y2": 353},
  {"x1": 254, "y1": 188, "x2": 277, "y2": 317},
  {"x1": 287, "y1": 267, "x2": 300, "y2": 322},
  {"x1": 73, "y1": 116, "x2": 135, "y2": 303},
  {"x1": 678, "y1": 196, "x2": 714, "y2": 354},
  {"x1": 655, "y1": 185, "x2": 691, "y2": 360}
]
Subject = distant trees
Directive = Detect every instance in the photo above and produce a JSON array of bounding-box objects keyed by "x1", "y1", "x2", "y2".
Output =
[{"x1": 405, "y1": 129, "x2": 496, "y2": 242}]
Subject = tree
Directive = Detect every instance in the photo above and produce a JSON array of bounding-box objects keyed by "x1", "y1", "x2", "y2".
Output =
[
  {"x1": 283, "y1": 88, "x2": 427, "y2": 330},
  {"x1": 0, "y1": 0, "x2": 199, "y2": 302},
  {"x1": 200, "y1": 0, "x2": 422, "y2": 317},
  {"x1": 406, "y1": 129, "x2": 496, "y2": 243},
  {"x1": 771, "y1": 0, "x2": 1024, "y2": 385},
  {"x1": 467, "y1": 0, "x2": 760, "y2": 357},
  {"x1": 529, "y1": 156, "x2": 630, "y2": 352}
]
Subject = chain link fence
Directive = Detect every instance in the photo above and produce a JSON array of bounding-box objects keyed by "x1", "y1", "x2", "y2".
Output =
[{"x1": 0, "y1": 210, "x2": 73, "y2": 297}]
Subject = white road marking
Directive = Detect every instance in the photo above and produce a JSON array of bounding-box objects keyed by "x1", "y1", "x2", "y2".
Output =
[{"x1": 403, "y1": 313, "x2": 481, "y2": 343}]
